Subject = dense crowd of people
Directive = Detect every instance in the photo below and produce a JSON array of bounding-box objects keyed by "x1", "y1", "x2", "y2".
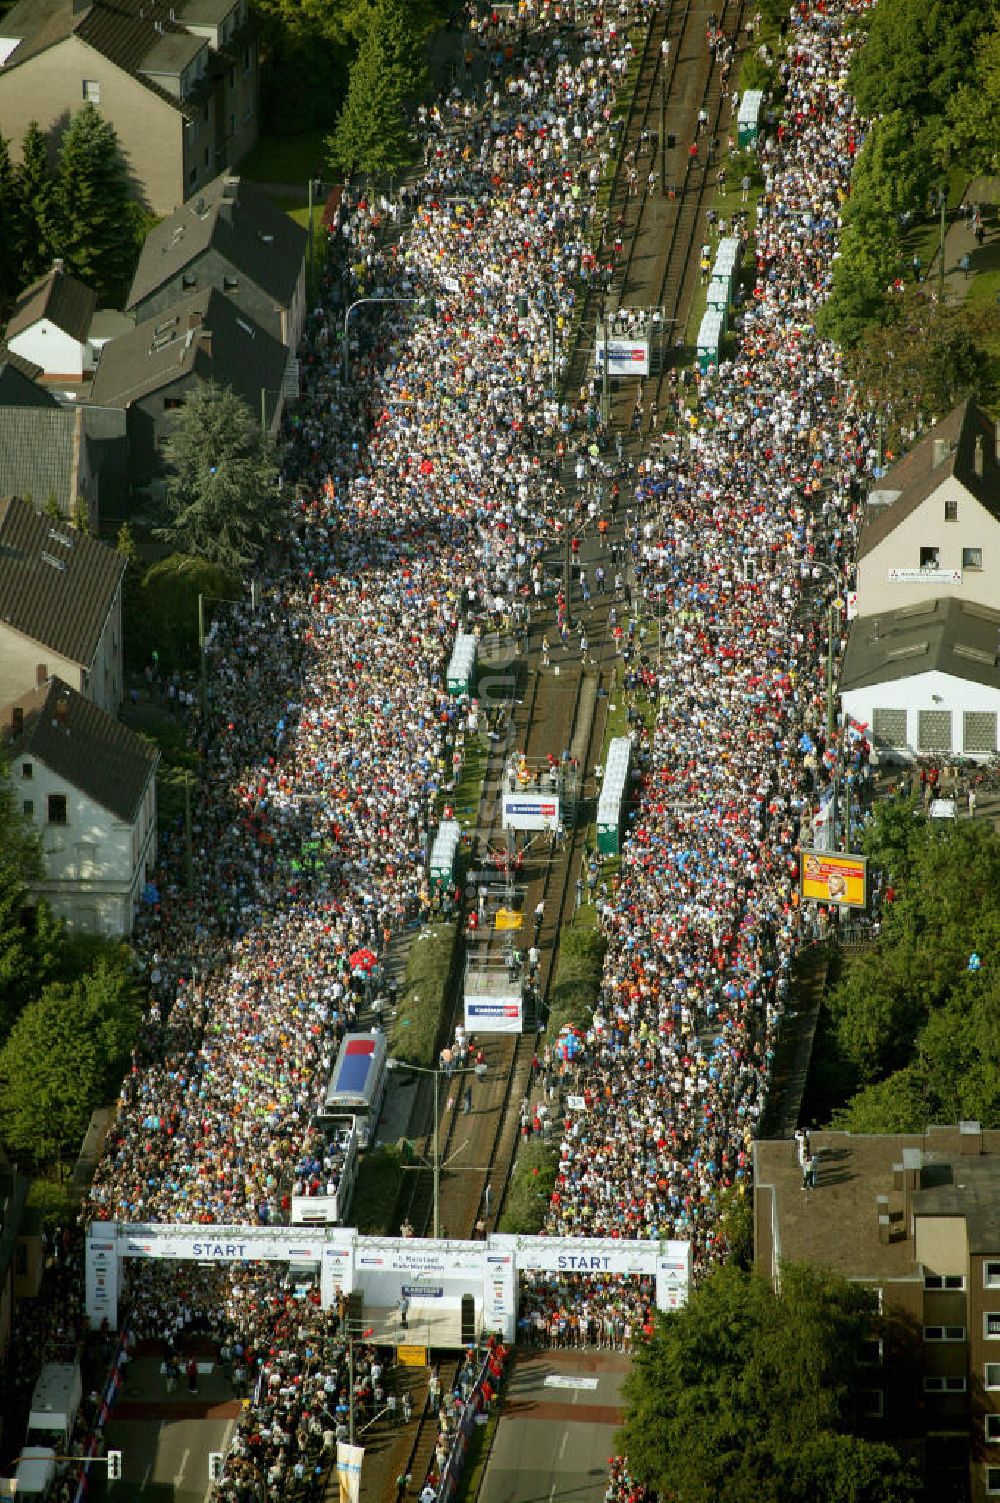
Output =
[
  {"x1": 46, "y1": 0, "x2": 878, "y2": 1496},
  {"x1": 544, "y1": 0, "x2": 874, "y2": 1275}
]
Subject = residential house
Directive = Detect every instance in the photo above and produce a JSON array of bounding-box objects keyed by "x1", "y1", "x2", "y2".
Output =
[
  {"x1": 0, "y1": 0, "x2": 257, "y2": 216},
  {"x1": 0, "y1": 345, "x2": 47, "y2": 403},
  {"x1": 755, "y1": 1124, "x2": 1000, "y2": 1503},
  {"x1": 88, "y1": 284, "x2": 292, "y2": 487},
  {"x1": 856, "y1": 401, "x2": 1000, "y2": 617},
  {"x1": 840, "y1": 596, "x2": 1000, "y2": 761},
  {"x1": 126, "y1": 171, "x2": 307, "y2": 350},
  {"x1": 2, "y1": 676, "x2": 157, "y2": 937},
  {"x1": 0, "y1": 496, "x2": 125, "y2": 713},
  {"x1": 3, "y1": 261, "x2": 97, "y2": 382}
]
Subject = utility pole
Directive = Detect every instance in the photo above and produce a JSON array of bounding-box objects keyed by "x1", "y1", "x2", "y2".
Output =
[
  {"x1": 659, "y1": 76, "x2": 666, "y2": 195},
  {"x1": 198, "y1": 591, "x2": 207, "y2": 716},
  {"x1": 937, "y1": 182, "x2": 947, "y2": 305},
  {"x1": 432, "y1": 1067, "x2": 441, "y2": 1240},
  {"x1": 826, "y1": 600, "x2": 836, "y2": 741},
  {"x1": 184, "y1": 770, "x2": 193, "y2": 894},
  {"x1": 601, "y1": 308, "x2": 610, "y2": 423}
]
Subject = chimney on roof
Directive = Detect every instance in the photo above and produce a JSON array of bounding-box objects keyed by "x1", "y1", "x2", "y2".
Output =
[
  {"x1": 35, "y1": 663, "x2": 47, "y2": 688},
  {"x1": 933, "y1": 437, "x2": 950, "y2": 468},
  {"x1": 198, "y1": 329, "x2": 213, "y2": 357},
  {"x1": 55, "y1": 697, "x2": 69, "y2": 728},
  {"x1": 72, "y1": 0, "x2": 92, "y2": 14},
  {"x1": 187, "y1": 310, "x2": 201, "y2": 331},
  {"x1": 11, "y1": 706, "x2": 23, "y2": 736},
  {"x1": 960, "y1": 1119, "x2": 983, "y2": 1156},
  {"x1": 975, "y1": 434, "x2": 984, "y2": 478}
]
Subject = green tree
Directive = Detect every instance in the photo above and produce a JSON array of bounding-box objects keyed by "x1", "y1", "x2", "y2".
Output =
[
  {"x1": 0, "y1": 752, "x2": 49, "y2": 1042},
  {"x1": 947, "y1": 9, "x2": 1000, "y2": 173},
  {"x1": 131, "y1": 552, "x2": 239, "y2": 671},
  {"x1": 155, "y1": 381, "x2": 280, "y2": 571},
  {"x1": 327, "y1": 0, "x2": 427, "y2": 178},
  {"x1": 850, "y1": 0, "x2": 993, "y2": 127},
  {"x1": 618, "y1": 1264, "x2": 918, "y2": 1503},
  {"x1": 816, "y1": 217, "x2": 897, "y2": 349},
  {"x1": 0, "y1": 953, "x2": 142, "y2": 1169},
  {"x1": 54, "y1": 104, "x2": 141, "y2": 304},
  {"x1": 17, "y1": 122, "x2": 59, "y2": 284},
  {"x1": 0, "y1": 130, "x2": 23, "y2": 309}
]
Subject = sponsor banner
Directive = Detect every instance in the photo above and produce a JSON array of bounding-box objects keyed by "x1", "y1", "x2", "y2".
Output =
[
  {"x1": 464, "y1": 997, "x2": 524, "y2": 1034},
  {"x1": 501, "y1": 793, "x2": 560, "y2": 831},
  {"x1": 887, "y1": 567, "x2": 962, "y2": 584},
  {"x1": 594, "y1": 338, "x2": 651, "y2": 377},
  {"x1": 118, "y1": 1224, "x2": 327, "y2": 1262},
  {"x1": 402, "y1": 1284, "x2": 444, "y2": 1298},
  {"x1": 544, "y1": 1375, "x2": 599, "y2": 1391},
  {"x1": 500, "y1": 1234, "x2": 666, "y2": 1276},
  {"x1": 799, "y1": 849, "x2": 868, "y2": 909},
  {"x1": 356, "y1": 1238, "x2": 486, "y2": 1275},
  {"x1": 397, "y1": 1345, "x2": 428, "y2": 1367},
  {"x1": 337, "y1": 1443, "x2": 364, "y2": 1503}
]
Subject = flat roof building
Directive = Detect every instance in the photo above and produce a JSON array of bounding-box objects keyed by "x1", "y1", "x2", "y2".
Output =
[{"x1": 755, "y1": 1123, "x2": 1000, "y2": 1503}]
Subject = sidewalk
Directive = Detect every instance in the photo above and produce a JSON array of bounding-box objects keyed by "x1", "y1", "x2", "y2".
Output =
[{"x1": 931, "y1": 174, "x2": 1000, "y2": 304}]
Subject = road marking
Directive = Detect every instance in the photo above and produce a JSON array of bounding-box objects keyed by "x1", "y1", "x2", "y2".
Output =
[
  {"x1": 141, "y1": 1461, "x2": 153, "y2": 1490},
  {"x1": 174, "y1": 1448, "x2": 190, "y2": 1488},
  {"x1": 558, "y1": 1432, "x2": 569, "y2": 1459},
  {"x1": 543, "y1": 1375, "x2": 599, "y2": 1391}
]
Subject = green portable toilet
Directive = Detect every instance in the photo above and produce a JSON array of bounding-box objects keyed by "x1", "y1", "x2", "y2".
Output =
[
  {"x1": 429, "y1": 819, "x2": 461, "y2": 892},
  {"x1": 446, "y1": 632, "x2": 477, "y2": 696},
  {"x1": 696, "y1": 309, "x2": 724, "y2": 373},
  {"x1": 737, "y1": 89, "x2": 763, "y2": 149}
]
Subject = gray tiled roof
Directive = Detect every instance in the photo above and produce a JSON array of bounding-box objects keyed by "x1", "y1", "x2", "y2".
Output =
[
  {"x1": 4, "y1": 264, "x2": 97, "y2": 344},
  {"x1": 0, "y1": 407, "x2": 82, "y2": 515},
  {"x1": 127, "y1": 172, "x2": 306, "y2": 312},
  {"x1": 858, "y1": 400, "x2": 1000, "y2": 560},
  {"x1": 4, "y1": 675, "x2": 157, "y2": 823},
  {"x1": 90, "y1": 284, "x2": 288, "y2": 415},
  {"x1": 0, "y1": 0, "x2": 203, "y2": 117},
  {"x1": 0, "y1": 349, "x2": 54, "y2": 406},
  {"x1": 0, "y1": 495, "x2": 125, "y2": 667},
  {"x1": 841, "y1": 596, "x2": 1000, "y2": 694}
]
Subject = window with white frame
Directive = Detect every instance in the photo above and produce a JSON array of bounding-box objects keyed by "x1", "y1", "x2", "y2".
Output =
[
  {"x1": 965, "y1": 711, "x2": 998, "y2": 755},
  {"x1": 861, "y1": 1389, "x2": 883, "y2": 1418},
  {"x1": 859, "y1": 1338, "x2": 884, "y2": 1367},
  {"x1": 986, "y1": 1262, "x2": 1000, "y2": 1288},
  {"x1": 925, "y1": 1274, "x2": 966, "y2": 1291},
  {"x1": 924, "y1": 1326, "x2": 965, "y2": 1342},
  {"x1": 963, "y1": 546, "x2": 983, "y2": 571},
  {"x1": 986, "y1": 1364, "x2": 1000, "y2": 1390},
  {"x1": 945, "y1": 499, "x2": 958, "y2": 522},
  {"x1": 988, "y1": 1415, "x2": 1000, "y2": 1442},
  {"x1": 918, "y1": 710, "x2": 952, "y2": 753},
  {"x1": 987, "y1": 1465, "x2": 1000, "y2": 1495},
  {"x1": 987, "y1": 1314, "x2": 1000, "y2": 1340},
  {"x1": 82, "y1": 78, "x2": 100, "y2": 102},
  {"x1": 873, "y1": 707, "x2": 907, "y2": 749},
  {"x1": 924, "y1": 1376, "x2": 967, "y2": 1393}
]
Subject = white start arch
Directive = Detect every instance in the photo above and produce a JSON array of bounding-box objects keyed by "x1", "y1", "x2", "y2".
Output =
[{"x1": 86, "y1": 1224, "x2": 691, "y2": 1344}]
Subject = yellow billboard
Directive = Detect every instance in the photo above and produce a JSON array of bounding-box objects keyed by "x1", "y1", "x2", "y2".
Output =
[{"x1": 799, "y1": 850, "x2": 868, "y2": 909}]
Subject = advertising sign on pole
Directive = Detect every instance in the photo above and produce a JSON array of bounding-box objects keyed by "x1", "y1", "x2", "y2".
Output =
[
  {"x1": 501, "y1": 793, "x2": 560, "y2": 831},
  {"x1": 799, "y1": 850, "x2": 868, "y2": 909},
  {"x1": 594, "y1": 339, "x2": 650, "y2": 376}
]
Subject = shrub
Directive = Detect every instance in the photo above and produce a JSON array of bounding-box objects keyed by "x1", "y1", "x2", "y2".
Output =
[
  {"x1": 498, "y1": 1140, "x2": 558, "y2": 1234},
  {"x1": 547, "y1": 924, "x2": 607, "y2": 1039},
  {"x1": 389, "y1": 922, "x2": 458, "y2": 1067}
]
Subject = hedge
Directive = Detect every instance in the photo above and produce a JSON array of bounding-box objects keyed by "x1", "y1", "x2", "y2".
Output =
[
  {"x1": 546, "y1": 924, "x2": 607, "y2": 1040},
  {"x1": 498, "y1": 1141, "x2": 558, "y2": 1235},
  {"x1": 349, "y1": 1143, "x2": 404, "y2": 1235},
  {"x1": 389, "y1": 922, "x2": 458, "y2": 1067}
]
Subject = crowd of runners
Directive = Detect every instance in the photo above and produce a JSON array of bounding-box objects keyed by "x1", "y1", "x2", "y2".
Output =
[{"x1": 8, "y1": 0, "x2": 882, "y2": 1494}]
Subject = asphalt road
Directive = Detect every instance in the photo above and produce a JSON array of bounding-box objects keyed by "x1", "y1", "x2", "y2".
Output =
[
  {"x1": 103, "y1": 1356, "x2": 240, "y2": 1503},
  {"x1": 480, "y1": 1351, "x2": 628, "y2": 1503}
]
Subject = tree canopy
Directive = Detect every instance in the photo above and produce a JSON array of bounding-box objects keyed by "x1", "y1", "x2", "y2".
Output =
[
  {"x1": 618, "y1": 1263, "x2": 919, "y2": 1503},
  {"x1": 54, "y1": 104, "x2": 142, "y2": 305},
  {"x1": 327, "y1": 0, "x2": 428, "y2": 179},
  {"x1": 156, "y1": 380, "x2": 281, "y2": 571},
  {"x1": 0, "y1": 950, "x2": 143, "y2": 1169},
  {"x1": 822, "y1": 802, "x2": 1000, "y2": 1133}
]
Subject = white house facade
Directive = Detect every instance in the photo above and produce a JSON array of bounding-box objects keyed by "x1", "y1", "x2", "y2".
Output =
[{"x1": 4, "y1": 679, "x2": 158, "y2": 937}]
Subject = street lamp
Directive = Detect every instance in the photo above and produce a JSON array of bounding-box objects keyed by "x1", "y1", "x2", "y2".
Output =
[
  {"x1": 342, "y1": 296, "x2": 424, "y2": 384},
  {"x1": 387, "y1": 1057, "x2": 443, "y2": 1239}
]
